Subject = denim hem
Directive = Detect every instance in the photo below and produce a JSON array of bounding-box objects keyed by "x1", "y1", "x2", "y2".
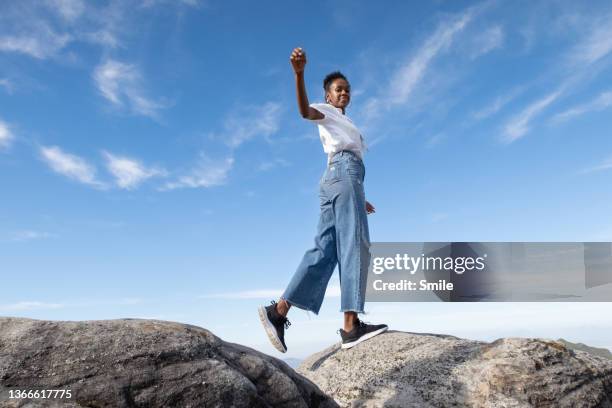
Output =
[
  {"x1": 281, "y1": 296, "x2": 320, "y2": 316},
  {"x1": 340, "y1": 308, "x2": 366, "y2": 314}
]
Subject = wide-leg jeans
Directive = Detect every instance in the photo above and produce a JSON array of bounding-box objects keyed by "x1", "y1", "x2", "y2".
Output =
[{"x1": 282, "y1": 151, "x2": 370, "y2": 314}]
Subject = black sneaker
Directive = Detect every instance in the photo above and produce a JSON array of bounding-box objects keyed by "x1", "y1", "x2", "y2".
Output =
[
  {"x1": 258, "y1": 300, "x2": 291, "y2": 353},
  {"x1": 339, "y1": 319, "x2": 388, "y2": 349}
]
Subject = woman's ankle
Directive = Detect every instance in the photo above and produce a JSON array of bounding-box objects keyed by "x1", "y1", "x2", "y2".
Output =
[
  {"x1": 343, "y1": 312, "x2": 358, "y2": 332},
  {"x1": 276, "y1": 299, "x2": 290, "y2": 317}
]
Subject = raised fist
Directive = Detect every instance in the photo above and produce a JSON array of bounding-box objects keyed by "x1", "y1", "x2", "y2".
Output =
[{"x1": 290, "y1": 47, "x2": 307, "y2": 74}]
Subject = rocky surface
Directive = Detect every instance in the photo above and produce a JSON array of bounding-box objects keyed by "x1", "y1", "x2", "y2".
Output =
[
  {"x1": 298, "y1": 331, "x2": 612, "y2": 408},
  {"x1": 0, "y1": 317, "x2": 337, "y2": 408}
]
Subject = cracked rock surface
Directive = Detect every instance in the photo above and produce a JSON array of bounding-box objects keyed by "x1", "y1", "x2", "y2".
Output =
[
  {"x1": 0, "y1": 317, "x2": 337, "y2": 408},
  {"x1": 298, "y1": 331, "x2": 612, "y2": 408}
]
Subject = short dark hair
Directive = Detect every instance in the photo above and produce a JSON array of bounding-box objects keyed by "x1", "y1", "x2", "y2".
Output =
[{"x1": 323, "y1": 71, "x2": 349, "y2": 91}]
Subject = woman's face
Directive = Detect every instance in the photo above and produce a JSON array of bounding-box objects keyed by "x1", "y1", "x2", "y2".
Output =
[{"x1": 326, "y1": 78, "x2": 351, "y2": 111}]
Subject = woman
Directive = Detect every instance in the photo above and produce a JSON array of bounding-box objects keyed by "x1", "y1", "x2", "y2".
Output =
[{"x1": 259, "y1": 47, "x2": 388, "y2": 353}]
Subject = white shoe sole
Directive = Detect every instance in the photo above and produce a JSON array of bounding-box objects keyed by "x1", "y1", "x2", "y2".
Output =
[
  {"x1": 258, "y1": 306, "x2": 287, "y2": 353},
  {"x1": 341, "y1": 326, "x2": 388, "y2": 349}
]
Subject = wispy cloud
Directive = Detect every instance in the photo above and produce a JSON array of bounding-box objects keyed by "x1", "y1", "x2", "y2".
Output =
[
  {"x1": 0, "y1": 297, "x2": 143, "y2": 313},
  {"x1": 361, "y1": 3, "x2": 488, "y2": 120},
  {"x1": 500, "y1": 10, "x2": 612, "y2": 142},
  {"x1": 0, "y1": 1, "x2": 108, "y2": 61},
  {"x1": 390, "y1": 12, "x2": 474, "y2": 105},
  {"x1": 47, "y1": 0, "x2": 86, "y2": 22},
  {"x1": 567, "y1": 15, "x2": 612, "y2": 67},
  {"x1": 473, "y1": 86, "x2": 524, "y2": 120},
  {"x1": 469, "y1": 25, "x2": 503, "y2": 59},
  {"x1": 431, "y1": 212, "x2": 449, "y2": 222},
  {"x1": 217, "y1": 102, "x2": 282, "y2": 148},
  {"x1": 93, "y1": 59, "x2": 166, "y2": 118},
  {"x1": 0, "y1": 301, "x2": 64, "y2": 312},
  {"x1": 199, "y1": 285, "x2": 340, "y2": 299},
  {"x1": 9, "y1": 230, "x2": 58, "y2": 242},
  {"x1": 0, "y1": 1, "x2": 193, "y2": 60},
  {"x1": 141, "y1": 0, "x2": 204, "y2": 7},
  {"x1": 502, "y1": 89, "x2": 562, "y2": 143},
  {"x1": 102, "y1": 151, "x2": 167, "y2": 190},
  {"x1": 162, "y1": 153, "x2": 234, "y2": 190},
  {"x1": 0, "y1": 78, "x2": 13, "y2": 93},
  {"x1": 552, "y1": 91, "x2": 612, "y2": 123},
  {"x1": 39, "y1": 145, "x2": 106, "y2": 188},
  {"x1": 580, "y1": 156, "x2": 612, "y2": 174},
  {"x1": 425, "y1": 133, "x2": 445, "y2": 148},
  {"x1": 0, "y1": 119, "x2": 14, "y2": 150},
  {"x1": 0, "y1": 25, "x2": 72, "y2": 59},
  {"x1": 258, "y1": 158, "x2": 290, "y2": 172}
]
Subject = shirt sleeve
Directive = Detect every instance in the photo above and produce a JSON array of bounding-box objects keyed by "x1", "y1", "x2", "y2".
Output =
[{"x1": 309, "y1": 103, "x2": 330, "y2": 123}]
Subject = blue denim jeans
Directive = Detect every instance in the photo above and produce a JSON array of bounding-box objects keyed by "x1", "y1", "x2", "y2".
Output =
[{"x1": 282, "y1": 151, "x2": 371, "y2": 314}]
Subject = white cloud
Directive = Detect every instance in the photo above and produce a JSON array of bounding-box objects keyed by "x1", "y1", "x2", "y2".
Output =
[
  {"x1": 0, "y1": 78, "x2": 13, "y2": 93},
  {"x1": 0, "y1": 301, "x2": 64, "y2": 312},
  {"x1": 142, "y1": 0, "x2": 203, "y2": 7},
  {"x1": 162, "y1": 153, "x2": 234, "y2": 190},
  {"x1": 431, "y1": 212, "x2": 449, "y2": 222},
  {"x1": 580, "y1": 156, "x2": 612, "y2": 174},
  {"x1": 0, "y1": 297, "x2": 143, "y2": 313},
  {"x1": 552, "y1": 91, "x2": 612, "y2": 123},
  {"x1": 469, "y1": 25, "x2": 503, "y2": 59},
  {"x1": 46, "y1": 0, "x2": 85, "y2": 22},
  {"x1": 499, "y1": 11, "x2": 612, "y2": 143},
  {"x1": 10, "y1": 230, "x2": 57, "y2": 242},
  {"x1": 0, "y1": 119, "x2": 14, "y2": 150},
  {"x1": 388, "y1": 8, "x2": 476, "y2": 105},
  {"x1": 258, "y1": 158, "x2": 290, "y2": 171},
  {"x1": 569, "y1": 16, "x2": 612, "y2": 66},
  {"x1": 473, "y1": 86, "x2": 524, "y2": 120},
  {"x1": 93, "y1": 59, "x2": 165, "y2": 118},
  {"x1": 39, "y1": 145, "x2": 106, "y2": 188},
  {"x1": 93, "y1": 60, "x2": 136, "y2": 105},
  {"x1": 425, "y1": 133, "x2": 445, "y2": 148},
  {"x1": 220, "y1": 102, "x2": 282, "y2": 148},
  {"x1": 84, "y1": 30, "x2": 121, "y2": 48},
  {"x1": 102, "y1": 151, "x2": 166, "y2": 190},
  {"x1": 0, "y1": 25, "x2": 72, "y2": 59},
  {"x1": 200, "y1": 285, "x2": 341, "y2": 300},
  {"x1": 502, "y1": 89, "x2": 562, "y2": 143},
  {"x1": 360, "y1": 3, "x2": 488, "y2": 120}
]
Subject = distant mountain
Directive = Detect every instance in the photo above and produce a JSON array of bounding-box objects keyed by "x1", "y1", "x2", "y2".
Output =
[
  {"x1": 283, "y1": 357, "x2": 303, "y2": 369},
  {"x1": 558, "y1": 338, "x2": 612, "y2": 360}
]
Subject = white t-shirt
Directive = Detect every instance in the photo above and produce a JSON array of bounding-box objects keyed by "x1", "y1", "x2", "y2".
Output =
[{"x1": 310, "y1": 103, "x2": 367, "y2": 163}]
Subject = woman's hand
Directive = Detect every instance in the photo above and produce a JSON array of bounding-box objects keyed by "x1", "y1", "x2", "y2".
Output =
[
  {"x1": 366, "y1": 201, "x2": 376, "y2": 214},
  {"x1": 290, "y1": 47, "x2": 307, "y2": 74}
]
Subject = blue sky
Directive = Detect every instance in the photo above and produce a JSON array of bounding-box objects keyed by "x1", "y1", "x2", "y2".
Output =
[{"x1": 1, "y1": 0, "x2": 612, "y2": 358}]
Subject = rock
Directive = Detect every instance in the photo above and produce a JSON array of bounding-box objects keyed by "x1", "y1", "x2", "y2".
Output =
[
  {"x1": 0, "y1": 317, "x2": 337, "y2": 408},
  {"x1": 298, "y1": 331, "x2": 612, "y2": 408}
]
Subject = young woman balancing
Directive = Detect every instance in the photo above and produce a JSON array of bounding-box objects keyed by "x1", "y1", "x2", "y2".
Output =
[{"x1": 259, "y1": 47, "x2": 388, "y2": 353}]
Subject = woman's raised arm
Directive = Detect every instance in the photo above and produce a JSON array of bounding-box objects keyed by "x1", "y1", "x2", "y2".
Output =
[{"x1": 290, "y1": 47, "x2": 324, "y2": 120}]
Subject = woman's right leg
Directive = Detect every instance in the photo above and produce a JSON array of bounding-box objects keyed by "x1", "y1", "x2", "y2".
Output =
[{"x1": 281, "y1": 187, "x2": 338, "y2": 315}]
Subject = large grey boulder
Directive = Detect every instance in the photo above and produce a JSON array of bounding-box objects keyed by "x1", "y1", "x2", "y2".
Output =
[
  {"x1": 298, "y1": 331, "x2": 612, "y2": 408},
  {"x1": 0, "y1": 317, "x2": 338, "y2": 408}
]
